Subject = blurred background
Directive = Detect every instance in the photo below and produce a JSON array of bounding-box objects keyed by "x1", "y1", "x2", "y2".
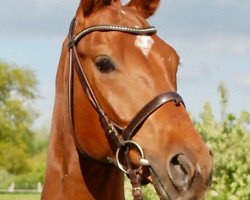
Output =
[{"x1": 0, "y1": 0, "x2": 249, "y2": 199}]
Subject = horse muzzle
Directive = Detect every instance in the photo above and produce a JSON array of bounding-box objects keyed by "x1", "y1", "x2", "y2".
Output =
[{"x1": 146, "y1": 152, "x2": 213, "y2": 200}]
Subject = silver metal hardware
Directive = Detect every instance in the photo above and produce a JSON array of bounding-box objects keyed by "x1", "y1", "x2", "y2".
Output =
[
  {"x1": 139, "y1": 158, "x2": 150, "y2": 166},
  {"x1": 116, "y1": 141, "x2": 145, "y2": 174}
]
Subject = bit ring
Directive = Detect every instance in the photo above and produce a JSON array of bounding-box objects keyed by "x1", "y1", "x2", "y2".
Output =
[{"x1": 116, "y1": 141, "x2": 145, "y2": 174}]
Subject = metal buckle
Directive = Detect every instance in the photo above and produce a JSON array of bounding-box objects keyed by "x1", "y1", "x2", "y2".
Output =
[
  {"x1": 107, "y1": 123, "x2": 115, "y2": 135},
  {"x1": 115, "y1": 141, "x2": 149, "y2": 174},
  {"x1": 132, "y1": 187, "x2": 142, "y2": 194}
]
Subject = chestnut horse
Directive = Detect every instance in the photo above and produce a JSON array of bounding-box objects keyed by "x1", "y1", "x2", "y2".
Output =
[{"x1": 42, "y1": 0, "x2": 213, "y2": 200}]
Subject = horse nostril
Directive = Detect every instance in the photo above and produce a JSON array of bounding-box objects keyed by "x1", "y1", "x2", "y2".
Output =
[{"x1": 167, "y1": 154, "x2": 195, "y2": 191}]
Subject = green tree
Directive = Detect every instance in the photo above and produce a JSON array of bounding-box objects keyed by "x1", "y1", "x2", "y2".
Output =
[
  {"x1": 217, "y1": 82, "x2": 229, "y2": 121},
  {"x1": 196, "y1": 83, "x2": 250, "y2": 200},
  {"x1": 0, "y1": 62, "x2": 37, "y2": 175}
]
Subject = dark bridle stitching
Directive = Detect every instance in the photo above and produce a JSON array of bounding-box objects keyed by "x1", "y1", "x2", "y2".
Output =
[{"x1": 67, "y1": 17, "x2": 185, "y2": 200}]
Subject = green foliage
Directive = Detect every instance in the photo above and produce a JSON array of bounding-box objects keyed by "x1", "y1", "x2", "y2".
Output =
[
  {"x1": 0, "y1": 143, "x2": 30, "y2": 174},
  {"x1": 29, "y1": 126, "x2": 49, "y2": 156},
  {"x1": 0, "y1": 193, "x2": 40, "y2": 200},
  {"x1": 0, "y1": 63, "x2": 37, "y2": 101},
  {"x1": 0, "y1": 61, "x2": 49, "y2": 190},
  {"x1": 0, "y1": 62, "x2": 38, "y2": 175},
  {"x1": 196, "y1": 84, "x2": 250, "y2": 200},
  {"x1": 217, "y1": 82, "x2": 229, "y2": 120},
  {"x1": 0, "y1": 169, "x2": 14, "y2": 189},
  {"x1": 0, "y1": 146, "x2": 47, "y2": 190},
  {"x1": 13, "y1": 152, "x2": 46, "y2": 189}
]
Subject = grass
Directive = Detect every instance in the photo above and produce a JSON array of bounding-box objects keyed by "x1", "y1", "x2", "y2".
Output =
[
  {"x1": 0, "y1": 178, "x2": 157, "y2": 200},
  {"x1": 0, "y1": 193, "x2": 41, "y2": 200}
]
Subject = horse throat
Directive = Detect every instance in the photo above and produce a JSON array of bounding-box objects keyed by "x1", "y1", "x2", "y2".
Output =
[
  {"x1": 42, "y1": 42, "x2": 125, "y2": 200},
  {"x1": 78, "y1": 155, "x2": 125, "y2": 200},
  {"x1": 42, "y1": 124, "x2": 125, "y2": 200}
]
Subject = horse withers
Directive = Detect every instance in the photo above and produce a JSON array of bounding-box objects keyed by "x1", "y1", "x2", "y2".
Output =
[{"x1": 42, "y1": 1, "x2": 213, "y2": 199}]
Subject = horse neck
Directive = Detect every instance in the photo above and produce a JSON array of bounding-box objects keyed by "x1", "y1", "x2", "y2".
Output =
[{"x1": 42, "y1": 40, "x2": 125, "y2": 200}]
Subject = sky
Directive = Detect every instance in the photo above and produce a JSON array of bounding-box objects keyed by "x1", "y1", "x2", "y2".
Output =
[{"x1": 0, "y1": 0, "x2": 249, "y2": 126}]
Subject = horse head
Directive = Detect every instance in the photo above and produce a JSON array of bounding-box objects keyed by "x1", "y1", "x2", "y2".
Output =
[{"x1": 42, "y1": 1, "x2": 213, "y2": 199}]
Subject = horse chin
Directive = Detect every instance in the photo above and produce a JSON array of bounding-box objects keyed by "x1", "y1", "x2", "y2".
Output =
[
  {"x1": 149, "y1": 167, "x2": 206, "y2": 200},
  {"x1": 149, "y1": 168, "x2": 171, "y2": 200}
]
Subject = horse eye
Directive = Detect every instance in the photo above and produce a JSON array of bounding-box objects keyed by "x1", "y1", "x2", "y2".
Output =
[{"x1": 95, "y1": 56, "x2": 115, "y2": 73}]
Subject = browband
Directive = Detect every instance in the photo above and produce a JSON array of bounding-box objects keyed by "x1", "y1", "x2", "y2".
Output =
[{"x1": 68, "y1": 24, "x2": 157, "y2": 48}]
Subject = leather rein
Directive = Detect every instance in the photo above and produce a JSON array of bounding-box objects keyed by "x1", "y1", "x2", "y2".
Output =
[{"x1": 67, "y1": 17, "x2": 185, "y2": 200}]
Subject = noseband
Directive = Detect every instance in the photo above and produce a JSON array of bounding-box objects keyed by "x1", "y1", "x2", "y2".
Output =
[{"x1": 67, "y1": 17, "x2": 185, "y2": 200}]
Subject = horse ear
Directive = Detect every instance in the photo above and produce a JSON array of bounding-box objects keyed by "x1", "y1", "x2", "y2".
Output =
[
  {"x1": 76, "y1": 0, "x2": 120, "y2": 18},
  {"x1": 126, "y1": 0, "x2": 160, "y2": 18}
]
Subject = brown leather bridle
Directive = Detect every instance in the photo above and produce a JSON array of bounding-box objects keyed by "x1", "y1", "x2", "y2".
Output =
[{"x1": 67, "y1": 17, "x2": 185, "y2": 200}]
